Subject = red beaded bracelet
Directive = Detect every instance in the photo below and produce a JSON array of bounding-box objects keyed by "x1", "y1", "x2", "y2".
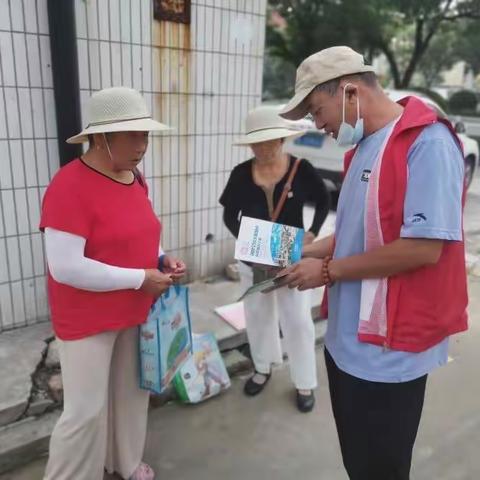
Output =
[{"x1": 322, "y1": 255, "x2": 335, "y2": 287}]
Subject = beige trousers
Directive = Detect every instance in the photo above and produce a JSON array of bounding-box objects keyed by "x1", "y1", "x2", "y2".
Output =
[{"x1": 44, "y1": 326, "x2": 150, "y2": 480}]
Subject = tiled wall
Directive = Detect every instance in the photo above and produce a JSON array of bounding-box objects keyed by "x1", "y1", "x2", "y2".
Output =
[
  {"x1": 75, "y1": 0, "x2": 267, "y2": 280},
  {"x1": 0, "y1": 0, "x2": 55, "y2": 330},
  {"x1": 0, "y1": 0, "x2": 267, "y2": 330}
]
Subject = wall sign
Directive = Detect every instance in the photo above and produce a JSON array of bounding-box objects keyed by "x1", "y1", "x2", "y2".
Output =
[{"x1": 154, "y1": 0, "x2": 191, "y2": 24}]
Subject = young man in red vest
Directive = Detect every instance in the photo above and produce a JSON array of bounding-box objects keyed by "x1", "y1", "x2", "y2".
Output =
[{"x1": 280, "y1": 46, "x2": 468, "y2": 480}]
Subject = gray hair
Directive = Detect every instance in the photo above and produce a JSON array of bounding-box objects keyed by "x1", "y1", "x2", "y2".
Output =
[{"x1": 314, "y1": 72, "x2": 378, "y2": 97}]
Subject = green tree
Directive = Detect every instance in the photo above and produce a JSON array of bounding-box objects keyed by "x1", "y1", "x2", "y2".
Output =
[
  {"x1": 453, "y1": 20, "x2": 480, "y2": 76},
  {"x1": 416, "y1": 25, "x2": 458, "y2": 88},
  {"x1": 267, "y1": 0, "x2": 480, "y2": 89}
]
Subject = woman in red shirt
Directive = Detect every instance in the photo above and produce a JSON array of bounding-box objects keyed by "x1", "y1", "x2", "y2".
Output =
[{"x1": 40, "y1": 87, "x2": 184, "y2": 480}]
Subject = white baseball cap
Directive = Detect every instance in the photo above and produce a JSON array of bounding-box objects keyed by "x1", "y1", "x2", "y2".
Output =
[{"x1": 280, "y1": 46, "x2": 375, "y2": 120}]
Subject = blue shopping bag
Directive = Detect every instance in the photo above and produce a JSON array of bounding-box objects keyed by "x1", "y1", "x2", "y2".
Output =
[{"x1": 139, "y1": 285, "x2": 193, "y2": 394}]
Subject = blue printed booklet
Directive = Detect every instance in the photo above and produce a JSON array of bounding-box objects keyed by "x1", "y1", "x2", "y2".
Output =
[{"x1": 235, "y1": 216, "x2": 304, "y2": 268}]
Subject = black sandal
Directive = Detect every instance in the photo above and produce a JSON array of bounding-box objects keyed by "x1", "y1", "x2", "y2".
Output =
[
  {"x1": 244, "y1": 370, "x2": 271, "y2": 396},
  {"x1": 296, "y1": 389, "x2": 315, "y2": 413}
]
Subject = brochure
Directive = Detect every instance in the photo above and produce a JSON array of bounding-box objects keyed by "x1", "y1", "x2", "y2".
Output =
[
  {"x1": 237, "y1": 273, "x2": 289, "y2": 301},
  {"x1": 234, "y1": 216, "x2": 304, "y2": 267}
]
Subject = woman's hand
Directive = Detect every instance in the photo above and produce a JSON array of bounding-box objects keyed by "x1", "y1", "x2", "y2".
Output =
[
  {"x1": 140, "y1": 269, "x2": 173, "y2": 298},
  {"x1": 162, "y1": 256, "x2": 187, "y2": 281}
]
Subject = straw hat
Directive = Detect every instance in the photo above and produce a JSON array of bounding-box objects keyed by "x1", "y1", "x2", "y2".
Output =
[
  {"x1": 67, "y1": 87, "x2": 171, "y2": 144},
  {"x1": 280, "y1": 46, "x2": 375, "y2": 120},
  {"x1": 233, "y1": 105, "x2": 306, "y2": 146}
]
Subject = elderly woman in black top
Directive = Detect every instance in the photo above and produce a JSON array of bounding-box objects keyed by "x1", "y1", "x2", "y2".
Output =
[{"x1": 220, "y1": 105, "x2": 330, "y2": 412}]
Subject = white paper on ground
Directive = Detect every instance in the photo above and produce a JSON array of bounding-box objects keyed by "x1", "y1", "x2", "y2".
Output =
[{"x1": 214, "y1": 302, "x2": 246, "y2": 331}]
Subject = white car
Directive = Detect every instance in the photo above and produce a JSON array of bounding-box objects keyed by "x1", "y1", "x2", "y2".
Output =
[{"x1": 284, "y1": 89, "x2": 479, "y2": 191}]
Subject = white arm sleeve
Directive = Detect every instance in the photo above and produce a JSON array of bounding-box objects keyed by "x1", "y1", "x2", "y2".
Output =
[{"x1": 44, "y1": 228, "x2": 146, "y2": 292}]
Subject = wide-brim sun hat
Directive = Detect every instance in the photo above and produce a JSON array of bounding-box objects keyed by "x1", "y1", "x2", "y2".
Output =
[
  {"x1": 280, "y1": 46, "x2": 375, "y2": 121},
  {"x1": 233, "y1": 105, "x2": 306, "y2": 146},
  {"x1": 67, "y1": 86, "x2": 172, "y2": 144}
]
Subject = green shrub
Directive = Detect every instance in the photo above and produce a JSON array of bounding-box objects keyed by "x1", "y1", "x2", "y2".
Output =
[{"x1": 449, "y1": 89, "x2": 478, "y2": 114}]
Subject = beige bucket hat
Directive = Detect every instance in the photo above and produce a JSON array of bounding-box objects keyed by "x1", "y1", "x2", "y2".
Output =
[
  {"x1": 233, "y1": 105, "x2": 306, "y2": 146},
  {"x1": 280, "y1": 46, "x2": 375, "y2": 121},
  {"x1": 67, "y1": 87, "x2": 172, "y2": 144}
]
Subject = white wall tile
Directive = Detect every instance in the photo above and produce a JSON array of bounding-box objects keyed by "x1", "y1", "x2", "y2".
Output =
[
  {"x1": 98, "y1": 0, "x2": 111, "y2": 41},
  {"x1": 36, "y1": 0, "x2": 49, "y2": 34},
  {"x1": 121, "y1": 42, "x2": 133, "y2": 86},
  {"x1": 0, "y1": 238, "x2": 9, "y2": 282},
  {"x1": 9, "y1": 0, "x2": 24, "y2": 31},
  {"x1": 0, "y1": 141, "x2": 12, "y2": 188},
  {"x1": 23, "y1": 279, "x2": 38, "y2": 323},
  {"x1": 119, "y1": 0, "x2": 131, "y2": 42},
  {"x1": 18, "y1": 235, "x2": 33, "y2": 278},
  {"x1": 47, "y1": 139, "x2": 60, "y2": 175},
  {"x1": 160, "y1": 135, "x2": 171, "y2": 176},
  {"x1": 77, "y1": 39, "x2": 90, "y2": 89},
  {"x1": 132, "y1": 44, "x2": 142, "y2": 89},
  {"x1": 0, "y1": 0, "x2": 11, "y2": 30},
  {"x1": 5, "y1": 236, "x2": 21, "y2": 279},
  {"x1": 194, "y1": 51, "x2": 204, "y2": 94},
  {"x1": 111, "y1": 42, "x2": 123, "y2": 86},
  {"x1": 10, "y1": 140, "x2": 25, "y2": 187},
  {"x1": 0, "y1": 32, "x2": 15, "y2": 86},
  {"x1": 140, "y1": 0, "x2": 151, "y2": 45},
  {"x1": 74, "y1": 0, "x2": 87, "y2": 37},
  {"x1": 4, "y1": 88, "x2": 20, "y2": 138},
  {"x1": 27, "y1": 187, "x2": 40, "y2": 232},
  {"x1": 203, "y1": 52, "x2": 213, "y2": 93},
  {"x1": 169, "y1": 135, "x2": 179, "y2": 176},
  {"x1": 43, "y1": 89, "x2": 57, "y2": 137},
  {"x1": 18, "y1": 88, "x2": 34, "y2": 138},
  {"x1": 130, "y1": 0, "x2": 141, "y2": 44},
  {"x1": 204, "y1": 6, "x2": 214, "y2": 51},
  {"x1": 152, "y1": 46, "x2": 161, "y2": 91},
  {"x1": 25, "y1": 34, "x2": 42, "y2": 87},
  {"x1": 141, "y1": 45, "x2": 152, "y2": 92},
  {"x1": 160, "y1": 177, "x2": 172, "y2": 216},
  {"x1": 0, "y1": 91, "x2": 7, "y2": 139},
  {"x1": 39, "y1": 35, "x2": 53, "y2": 88},
  {"x1": 31, "y1": 232, "x2": 45, "y2": 276},
  {"x1": 31, "y1": 140, "x2": 46, "y2": 187},
  {"x1": 14, "y1": 188, "x2": 30, "y2": 234},
  {"x1": 100, "y1": 41, "x2": 112, "y2": 87},
  {"x1": 195, "y1": 6, "x2": 205, "y2": 50},
  {"x1": 11, "y1": 281, "x2": 26, "y2": 325},
  {"x1": 0, "y1": 284, "x2": 14, "y2": 329},
  {"x1": 85, "y1": 0, "x2": 99, "y2": 40},
  {"x1": 109, "y1": 0, "x2": 121, "y2": 41},
  {"x1": 23, "y1": 140, "x2": 37, "y2": 187},
  {"x1": 87, "y1": 40, "x2": 101, "y2": 90}
]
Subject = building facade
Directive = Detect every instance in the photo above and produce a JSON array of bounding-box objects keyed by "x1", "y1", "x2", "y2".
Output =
[{"x1": 0, "y1": 0, "x2": 267, "y2": 331}]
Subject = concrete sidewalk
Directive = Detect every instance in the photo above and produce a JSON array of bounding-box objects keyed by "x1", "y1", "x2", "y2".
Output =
[
  {"x1": 4, "y1": 280, "x2": 480, "y2": 480},
  {"x1": 0, "y1": 273, "x2": 326, "y2": 476}
]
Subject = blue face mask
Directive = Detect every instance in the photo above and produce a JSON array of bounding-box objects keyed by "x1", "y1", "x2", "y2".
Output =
[{"x1": 336, "y1": 83, "x2": 364, "y2": 146}]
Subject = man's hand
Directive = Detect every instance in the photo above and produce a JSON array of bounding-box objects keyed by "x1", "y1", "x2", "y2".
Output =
[
  {"x1": 281, "y1": 258, "x2": 326, "y2": 291},
  {"x1": 303, "y1": 231, "x2": 316, "y2": 246},
  {"x1": 140, "y1": 269, "x2": 173, "y2": 298},
  {"x1": 162, "y1": 256, "x2": 187, "y2": 281}
]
